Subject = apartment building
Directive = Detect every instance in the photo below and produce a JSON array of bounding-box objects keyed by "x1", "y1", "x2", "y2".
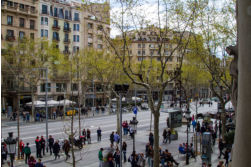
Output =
[{"x1": 1, "y1": 0, "x2": 39, "y2": 45}]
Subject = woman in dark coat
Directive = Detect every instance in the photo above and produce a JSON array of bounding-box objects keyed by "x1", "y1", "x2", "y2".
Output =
[{"x1": 53, "y1": 140, "x2": 60, "y2": 160}]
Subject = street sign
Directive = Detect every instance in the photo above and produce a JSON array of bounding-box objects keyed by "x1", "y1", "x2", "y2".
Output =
[{"x1": 133, "y1": 106, "x2": 138, "y2": 115}]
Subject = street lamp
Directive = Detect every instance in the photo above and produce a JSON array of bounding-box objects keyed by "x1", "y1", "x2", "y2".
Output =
[
  {"x1": 4, "y1": 132, "x2": 17, "y2": 167},
  {"x1": 114, "y1": 84, "x2": 129, "y2": 167},
  {"x1": 130, "y1": 116, "x2": 138, "y2": 152},
  {"x1": 185, "y1": 109, "x2": 191, "y2": 165}
]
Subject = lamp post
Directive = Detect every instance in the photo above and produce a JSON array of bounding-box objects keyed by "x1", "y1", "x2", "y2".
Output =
[
  {"x1": 4, "y1": 132, "x2": 17, "y2": 167},
  {"x1": 114, "y1": 84, "x2": 129, "y2": 167},
  {"x1": 130, "y1": 116, "x2": 138, "y2": 152},
  {"x1": 185, "y1": 109, "x2": 191, "y2": 165}
]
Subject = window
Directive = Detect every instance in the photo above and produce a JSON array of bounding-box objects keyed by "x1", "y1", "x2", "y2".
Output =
[
  {"x1": 138, "y1": 57, "x2": 144, "y2": 61},
  {"x1": 56, "y1": 83, "x2": 67, "y2": 92},
  {"x1": 7, "y1": 30, "x2": 14, "y2": 37},
  {"x1": 50, "y1": 5, "x2": 53, "y2": 16},
  {"x1": 72, "y1": 83, "x2": 78, "y2": 91},
  {"x1": 73, "y1": 46, "x2": 79, "y2": 53},
  {"x1": 142, "y1": 50, "x2": 145, "y2": 55},
  {"x1": 138, "y1": 44, "x2": 141, "y2": 48},
  {"x1": 7, "y1": 1, "x2": 13, "y2": 7},
  {"x1": 64, "y1": 33, "x2": 69, "y2": 41},
  {"x1": 53, "y1": 20, "x2": 58, "y2": 27},
  {"x1": 19, "y1": 31, "x2": 25, "y2": 39},
  {"x1": 30, "y1": 33, "x2": 34, "y2": 40},
  {"x1": 40, "y1": 83, "x2": 51, "y2": 92},
  {"x1": 138, "y1": 50, "x2": 141, "y2": 55},
  {"x1": 73, "y1": 35, "x2": 79, "y2": 42},
  {"x1": 42, "y1": 5, "x2": 48, "y2": 14},
  {"x1": 59, "y1": 9, "x2": 64, "y2": 19},
  {"x1": 30, "y1": 20, "x2": 35, "y2": 29},
  {"x1": 88, "y1": 43, "x2": 93, "y2": 47},
  {"x1": 97, "y1": 25, "x2": 103, "y2": 31},
  {"x1": 97, "y1": 35, "x2": 103, "y2": 41},
  {"x1": 88, "y1": 33, "x2": 92, "y2": 38},
  {"x1": 44, "y1": 30, "x2": 48, "y2": 37},
  {"x1": 97, "y1": 44, "x2": 103, "y2": 49},
  {"x1": 19, "y1": 4, "x2": 24, "y2": 9},
  {"x1": 64, "y1": 45, "x2": 69, "y2": 52},
  {"x1": 7, "y1": 16, "x2": 13, "y2": 25},
  {"x1": 19, "y1": 18, "x2": 25, "y2": 27},
  {"x1": 73, "y1": 24, "x2": 79, "y2": 31},
  {"x1": 54, "y1": 7, "x2": 58, "y2": 17},
  {"x1": 64, "y1": 22, "x2": 69, "y2": 30},
  {"x1": 87, "y1": 23, "x2": 93, "y2": 29},
  {"x1": 143, "y1": 44, "x2": 145, "y2": 48},
  {"x1": 65, "y1": 10, "x2": 69, "y2": 19},
  {"x1": 41, "y1": 17, "x2": 48, "y2": 25},
  {"x1": 74, "y1": 13, "x2": 79, "y2": 21},
  {"x1": 53, "y1": 32, "x2": 59, "y2": 40},
  {"x1": 41, "y1": 29, "x2": 44, "y2": 37}
]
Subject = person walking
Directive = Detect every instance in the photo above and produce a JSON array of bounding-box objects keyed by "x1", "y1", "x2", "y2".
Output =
[
  {"x1": 218, "y1": 139, "x2": 225, "y2": 159},
  {"x1": 97, "y1": 127, "x2": 102, "y2": 142},
  {"x1": 98, "y1": 148, "x2": 104, "y2": 167},
  {"x1": 224, "y1": 149, "x2": 230, "y2": 167},
  {"x1": 87, "y1": 129, "x2": 91, "y2": 144},
  {"x1": 40, "y1": 136, "x2": 46, "y2": 156},
  {"x1": 35, "y1": 159, "x2": 44, "y2": 167},
  {"x1": 24, "y1": 143, "x2": 31, "y2": 164},
  {"x1": 192, "y1": 120, "x2": 197, "y2": 132},
  {"x1": 110, "y1": 131, "x2": 114, "y2": 146},
  {"x1": 19, "y1": 139, "x2": 25, "y2": 159},
  {"x1": 122, "y1": 141, "x2": 127, "y2": 163},
  {"x1": 28, "y1": 156, "x2": 36, "y2": 167},
  {"x1": 1, "y1": 142, "x2": 7, "y2": 165},
  {"x1": 53, "y1": 140, "x2": 60, "y2": 160},
  {"x1": 82, "y1": 129, "x2": 87, "y2": 145},
  {"x1": 162, "y1": 129, "x2": 167, "y2": 144},
  {"x1": 48, "y1": 135, "x2": 54, "y2": 155},
  {"x1": 62, "y1": 140, "x2": 70, "y2": 161},
  {"x1": 114, "y1": 132, "x2": 120, "y2": 145},
  {"x1": 149, "y1": 132, "x2": 154, "y2": 147},
  {"x1": 113, "y1": 149, "x2": 120, "y2": 167},
  {"x1": 35, "y1": 136, "x2": 42, "y2": 158}
]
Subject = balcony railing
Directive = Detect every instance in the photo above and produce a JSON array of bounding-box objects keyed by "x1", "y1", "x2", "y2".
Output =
[
  {"x1": 6, "y1": 36, "x2": 16, "y2": 42},
  {"x1": 19, "y1": 7, "x2": 28, "y2": 13},
  {"x1": 52, "y1": 37, "x2": 60, "y2": 42},
  {"x1": 63, "y1": 27, "x2": 71, "y2": 32},
  {"x1": 64, "y1": 39, "x2": 70, "y2": 44},
  {"x1": 52, "y1": 25, "x2": 60, "y2": 31}
]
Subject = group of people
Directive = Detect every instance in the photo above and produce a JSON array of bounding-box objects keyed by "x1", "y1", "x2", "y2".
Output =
[
  {"x1": 162, "y1": 128, "x2": 172, "y2": 144},
  {"x1": 178, "y1": 143, "x2": 195, "y2": 159},
  {"x1": 122, "y1": 120, "x2": 136, "y2": 138}
]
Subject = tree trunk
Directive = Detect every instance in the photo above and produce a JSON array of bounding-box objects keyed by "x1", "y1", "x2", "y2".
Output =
[
  {"x1": 31, "y1": 89, "x2": 35, "y2": 122},
  {"x1": 71, "y1": 113, "x2": 75, "y2": 167},
  {"x1": 153, "y1": 111, "x2": 160, "y2": 167}
]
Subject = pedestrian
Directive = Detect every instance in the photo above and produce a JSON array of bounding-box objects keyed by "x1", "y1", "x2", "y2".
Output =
[
  {"x1": 212, "y1": 130, "x2": 217, "y2": 145},
  {"x1": 147, "y1": 146, "x2": 153, "y2": 167},
  {"x1": 107, "y1": 152, "x2": 114, "y2": 167},
  {"x1": 82, "y1": 129, "x2": 86, "y2": 145},
  {"x1": 53, "y1": 109, "x2": 56, "y2": 120},
  {"x1": 192, "y1": 120, "x2": 197, "y2": 132},
  {"x1": 28, "y1": 156, "x2": 36, "y2": 167},
  {"x1": 35, "y1": 136, "x2": 42, "y2": 158},
  {"x1": 35, "y1": 158, "x2": 44, "y2": 167},
  {"x1": 168, "y1": 128, "x2": 172, "y2": 144},
  {"x1": 224, "y1": 149, "x2": 230, "y2": 167},
  {"x1": 137, "y1": 153, "x2": 145, "y2": 167},
  {"x1": 110, "y1": 131, "x2": 114, "y2": 146},
  {"x1": 98, "y1": 148, "x2": 104, "y2": 167},
  {"x1": 149, "y1": 132, "x2": 154, "y2": 146},
  {"x1": 87, "y1": 129, "x2": 91, "y2": 144},
  {"x1": 53, "y1": 140, "x2": 60, "y2": 160},
  {"x1": 219, "y1": 121, "x2": 222, "y2": 136},
  {"x1": 122, "y1": 141, "x2": 127, "y2": 163},
  {"x1": 19, "y1": 139, "x2": 25, "y2": 159},
  {"x1": 129, "y1": 126, "x2": 134, "y2": 139},
  {"x1": 62, "y1": 140, "x2": 70, "y2": 161},
  {"x1": 166, "y1": 117, "x2": 169, "y2": 128},
  {"x1": 114, "y1": 132, "x2": 120, "y2": 145},
  {"x1": 40, "y1": 136, "x2": 46, "y2": 156},
  {"x1": 122, "y1": 121, "x2": 127, "y2": 135},
  {"x1": 1, "y1": 142, "x2": 7, "y2": 165},
  {"x1": 218, "y1": 138, "x2": 225, "y2": 159},
  {"x1": 162, "y1": 129, "x2": 167, "y2": 143},
  {"x1": 97, "y1": 127, "x2": 102, "y2": 142},
  {"x1": 113, "y1": 149, "x2": 120, "y2": 167},
  {"x1": 24, "y1": 143, "x2": 31, "y2": 164},
  {"x1": 48, "y1": 135, "x2": 54, "y2": 155},
  {"x1": 217, "y1": 160, "x2": 225, "y2": 167}
]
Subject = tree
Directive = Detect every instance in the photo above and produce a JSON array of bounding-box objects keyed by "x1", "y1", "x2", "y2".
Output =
[{"x1": 97, "y1": 0, "x2": 198, "y2": 166}]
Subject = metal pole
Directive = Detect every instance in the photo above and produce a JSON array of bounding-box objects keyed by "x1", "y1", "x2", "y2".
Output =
[
  {"x1": 119, "y1": 94, "x2": 123, "y2": 167},
  {"x1": 134, "y1": 87, "x2": 137, "y2": 119},
  {"x1": 195, "y1": 100, "x2": 198, "y2": 156},
  {"x1": 186, "y1": 119, "x2": 189, "y2": 164},
  {"x1": 133, "y1": 130, "x2": 135, "y2": 152},
  {"x1": 45, "y1": 68, "x2": 49, "y2": 152}
]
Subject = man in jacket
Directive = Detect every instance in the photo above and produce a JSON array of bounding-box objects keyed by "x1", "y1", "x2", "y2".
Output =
[
  {"x1": 24, "y1": 143, "x2": 31, "y2": 164},
  {"x1": 35, "y1": 136, "x2": 42, "y2": 158},
  {"x1": 97, "y1": 127, "x2": 102, "y2": 142},
  {"x1": 62, "y1": 140, "x2": 70, "y2": 161},
  {"x1": 53, "y1": 140, "x2": 60, "y2": 160},
  {"x1": 40, "y1": 136, "x2": 46, "y2": 156},
  {"x1": 48, "y1": 135, "x2": 54, "y2": 155}
]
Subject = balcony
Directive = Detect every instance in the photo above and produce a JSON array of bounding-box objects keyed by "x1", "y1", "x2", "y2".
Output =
[
  {"x1": 74, "y1": 17, "x2": 80, "y2": 22},
  {"x1": 19, "y1": 7, "x2": 28, "y2": 13},
  {"x1": 30, "y1": 9, "x2": 38, "y2": 15},
  {"x1": 64, "y1": 39, "x2": 70, "y2": 44},
  {"x1": 52, "y1": 37, "x2": 60, "y2": 42},
  {"x1": 63, "y1": 50, "x2": 71, "y2": 54},
  {"x1": 63, "y1": 27, "x2": 71, "y2": 32},
  {"x1": 52, "y1": 25, "x2": 60, "y2": 31},
  {"x1": 6, "y1": 36, "x2": 16, "y2": 42}
]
